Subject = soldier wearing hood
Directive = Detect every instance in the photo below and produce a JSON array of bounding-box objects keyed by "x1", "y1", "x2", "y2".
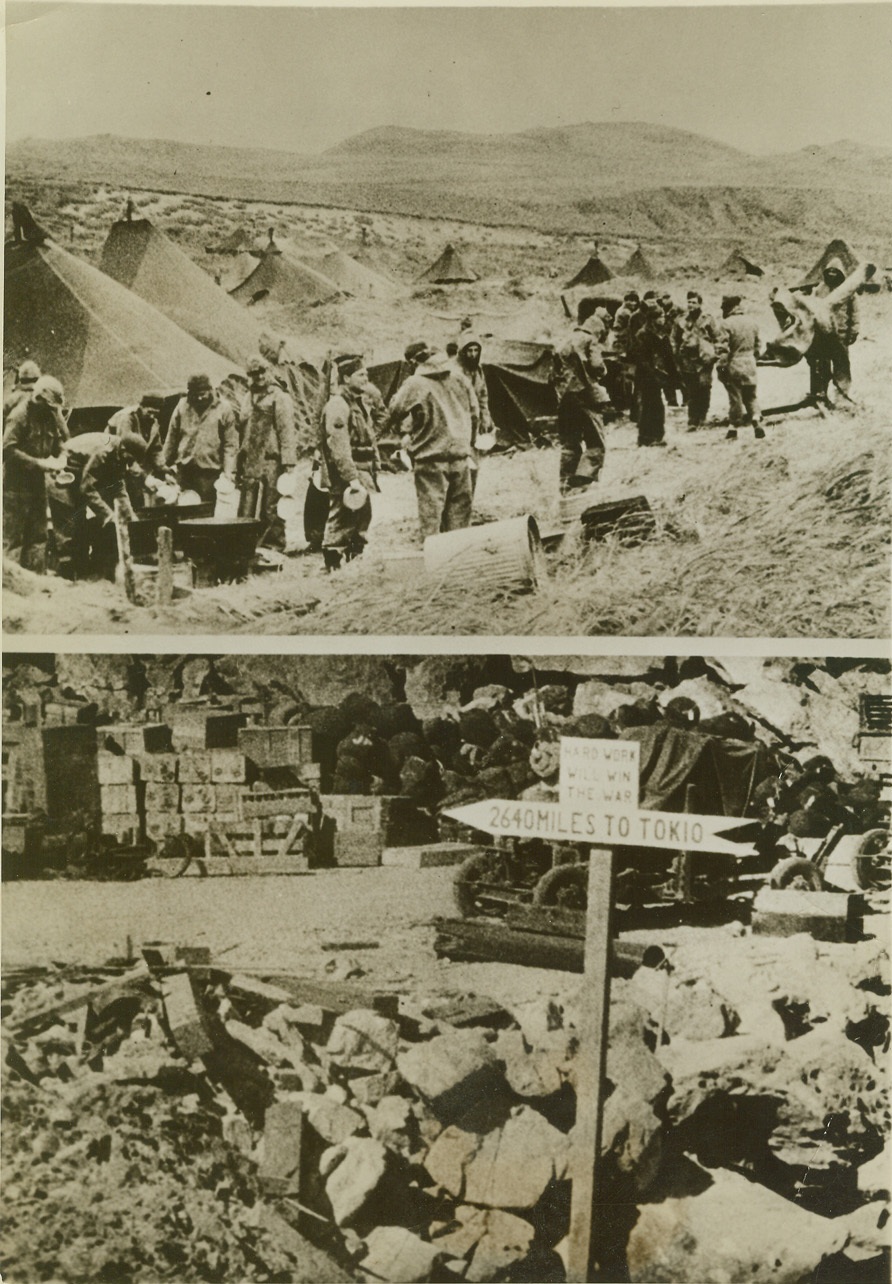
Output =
[
  {"x1": 452, "y1": 330, "x2": 492, "y2": 494},
  {"x1": 810, "y1": 262, "x2": 859, "y2": 402},
  {"x1": 385, "y1": 341, "x2": 478, "y2": 542},
  {"x1": 3, "y1": 360, "x2": 42, "y2": 418}
]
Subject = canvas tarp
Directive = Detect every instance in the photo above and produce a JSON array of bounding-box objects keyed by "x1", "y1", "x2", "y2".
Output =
[
  {"x1": 368, "y1": 336, "x2": 556, "y2": 448},
  {"x1": 4, "y1": 238, "x2": 241, "y2": 410},
  {"x1": 797, "y1": 238, "x2": 861, "y2": 290},
  {"x1": 620, "y1": 721, "x2": 775, "y2": 818},
  {"x1": 418, "y1": 244, "x2": 478, "y2": 284},
  {"x1": 98, "y1": 218, "x2": 266, "y2": 366},
  {"x1": 564, "y1": 254, "x2": 613, "y2": 289}
]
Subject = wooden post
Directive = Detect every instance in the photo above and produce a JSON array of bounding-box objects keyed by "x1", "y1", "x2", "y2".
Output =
[
  {"x1": 156, "y1": 525, "x2": 174, "y2": 606},
  {"x1": 566, "y1": 845, "x2": 616, "y2": 1283},
  {"x1": 113, "y1": 498, "x2": 138, "y2": 604}
]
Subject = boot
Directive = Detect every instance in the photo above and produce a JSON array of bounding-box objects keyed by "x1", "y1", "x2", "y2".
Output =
[
  {"x1": 725, "y1": 428, "x2": 738, "y2": 441},
  {"x1": 753, "y1": 423, "x2": 765, "y2": 440},
  {"x1": 322, "y1": 548, "x2": 342, "y2": 572}
]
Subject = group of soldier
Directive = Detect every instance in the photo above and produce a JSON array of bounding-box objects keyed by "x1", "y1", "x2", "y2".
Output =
[
  {"x1": 2, "y1": 259, "x2": 862, "y2": 580},
  {"x1": 2, "y1": 357, "x2": 297, "y2": 578},
  {"x1": 551, "y1": 259, "x2": 861, "y2": 492}
]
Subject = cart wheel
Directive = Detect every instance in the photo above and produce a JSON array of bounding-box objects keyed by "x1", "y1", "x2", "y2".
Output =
[
  {"x1": 160, "y1": 833, "x2": 202, "y2": 878},
  {"x1": 769, "y1": 855, "x2": 824, "y2": 891},
  {"x1": 852, "y1": 828, "x2": 891, "y2": 892},
  {"x1": 533, "y1": 863, "x2": 588, "y2": 910},
  {"x1": 453, "y1": 850, "x2": 503, "y2": 918}
]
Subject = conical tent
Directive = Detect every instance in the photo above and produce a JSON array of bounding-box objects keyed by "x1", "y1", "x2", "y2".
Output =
[
  {"x1": 418, "y1": 244, "x2": 478, "y2": 284},
  {"x1": 206, "y1": 225, "x2": 253, "y2": 254},
  {"x1": 564, "y1": 254, "x2": 613, "y2": 289},
  {"x1": 230, "y1": 239, "x2": 342, "y2": 308},
  {"x1": 318, "y1": 249, "x2": 400, "y2": 299},
  {"x1": 797, "y1": 238, "x2": 860, "y2": 290},
  {"x1": 621, "y1": 245, "x2": 655, "y2": 280},
  {"x1": 4, "y1": 238, "x2": 241, "y2": 409},
  {"x1": 99, "y1": 218, "x2": 266, "y2": 365},
  {"x1": 217, "y1": 252, "x2": 260, "y2": 294},
  {"x1": 719, "y1": 248, "x2": 764, "y2": 279}
]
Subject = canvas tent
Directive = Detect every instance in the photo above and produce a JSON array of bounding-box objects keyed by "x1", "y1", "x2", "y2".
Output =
[
  {"x1": 317, "y1": 249, "x2": 400, "y2": 299},
  {"x1": 720, "y1": 248, "x2": 764, "y2": 279},
  {"x1": 206, "y1": 225, "x2": 253, "y2": 254},
  {"x1": 4, "y1": 237, "x2": 241, "y2": 411},
  {"x1": 797, "y1": 238, "x2": 861, "y2": 291},
  {"x1": 564, "y1": 253, "x2": 613, "y2": 289},
  {"x1": 621, "y1": 245, "x2": 655, "y2": 280},
  {"x1": 368, "y1": 337, "x2": 556, "y2": 449},
  {"x1": 229, "y1": 237, "x2": 342, "y2": 308},
  {"x1": 98, "y1": 218, "x2": 266, "y2": 366},
  {"x1": 418, "y1": 244, "x2": 478, "y2": 284}
]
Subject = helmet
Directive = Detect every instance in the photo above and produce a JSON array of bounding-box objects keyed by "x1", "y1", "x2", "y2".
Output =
[{"x1": 32, "y1": 375, "x2": 65, "y2": 407}]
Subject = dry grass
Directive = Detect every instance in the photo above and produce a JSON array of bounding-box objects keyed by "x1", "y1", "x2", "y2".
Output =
[{"x1": 281, "y1": 423, "x2": 890, "y2": 639}]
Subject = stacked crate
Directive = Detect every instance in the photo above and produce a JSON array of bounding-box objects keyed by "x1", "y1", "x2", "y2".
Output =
[
  {"x1": 238, "y1": 724, "x2": 319, "y2": 786},
  {"x1": 321, "y1": 795, "x2": 438, "y2": 867}
]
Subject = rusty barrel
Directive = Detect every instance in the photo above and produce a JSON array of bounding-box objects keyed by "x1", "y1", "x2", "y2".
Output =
[{"x1": 423, "y1": 515, "x2": 546, "y2": 595}]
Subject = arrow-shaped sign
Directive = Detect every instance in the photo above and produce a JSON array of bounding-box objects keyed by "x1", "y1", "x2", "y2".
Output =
[{"x1": 443, "y1": 799, "x2": 756, "y2": 857}]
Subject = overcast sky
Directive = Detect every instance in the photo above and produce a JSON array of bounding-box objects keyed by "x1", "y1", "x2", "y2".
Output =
[{"x1": 6, "y1": 3, "x2": 892, "y2": 156}]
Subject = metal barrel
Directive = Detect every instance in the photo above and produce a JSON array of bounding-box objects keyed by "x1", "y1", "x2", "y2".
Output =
[{"x1": 423, "y1": 515, "x2": 546, "y2": 594}]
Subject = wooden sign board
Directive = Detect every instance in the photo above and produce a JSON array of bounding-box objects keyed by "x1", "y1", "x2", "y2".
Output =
[{"x1": 444, "y1": 798, "x2": 754, "y2": 857}]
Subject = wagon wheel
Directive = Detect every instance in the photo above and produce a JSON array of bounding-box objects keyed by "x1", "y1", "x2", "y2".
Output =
[
  {"x1": 769, "y1": 855, "x2": 824, "y2": 891},
  {"x1": 158, "y1": 833, "x2": 204, "y2": 878},
  {"x1": 453, "y1": 850, "x2": 505, "y2": 918},
  {"x1": 532, "y1": 863, "x2": 588, "y2": 910},
  {"x1": 851, "y1": 828, "x2": 891, "y2": 892}
]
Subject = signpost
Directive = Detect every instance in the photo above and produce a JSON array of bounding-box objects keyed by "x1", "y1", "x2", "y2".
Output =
[{"x1": 443, "y1": 738, "x2": 752, "y2": 1282}]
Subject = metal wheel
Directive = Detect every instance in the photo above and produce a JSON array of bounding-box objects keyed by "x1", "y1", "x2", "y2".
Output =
[
  {"x1": 852, "y1": 828, "x2": 891, "y2": 892},
  {"x1": 453, "y1": 850, "x2": 506, "y2": 917},
  {"x1": 769, "y1": 855, "x2": 824, "y2": 891},
  {"x1": 159, "y1": 833, "x2": 203, "y2": 878},
  {"x1": 532, "y1": 863, "x2": 588, "y2": 910}
]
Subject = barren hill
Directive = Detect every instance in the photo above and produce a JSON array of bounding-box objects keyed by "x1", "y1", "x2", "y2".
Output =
[{"x1": 8, "y1": 123, "x2": 892, "y2": 242}]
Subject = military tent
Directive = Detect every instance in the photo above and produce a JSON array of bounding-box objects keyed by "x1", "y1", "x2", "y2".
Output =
[
  {"x1": 4, "y1": 237, "x2": 241, "y2": 411},
  {"x1": 217, "y1": 252, "x2": 261, "y2": 294},
  {"x1": 621, "y1": 245, "x2": 655, "y2": 280},
  {"x1": 719, "y1": 248, "x2": 764, "y2": 279},
  {"x1": 368, "y1": 337, "x2": 556, "y2": 449},
  {"x1": 206, "y1": 225, "x2": 253, "y2": 254},
  {"x1": 564, "y1": 253, "x2": 613, "y2": 289},
  {"x1": 98, "y1": 218, "x2": 266, "y2": 366},
  {"x1": 229, "y1": 237, "x2": 342, "y2": 308},
  {"x1": 317, "y1": 249, "x2": 401, "y2": 299},
  {"x1": 797, "y1": 238, "x2": 861, "y2": 291},
  {"x1": 418, "y1": 244, "x2": 478, "y2": 284}
]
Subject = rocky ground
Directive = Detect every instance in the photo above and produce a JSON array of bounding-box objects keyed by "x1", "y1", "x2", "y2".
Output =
[{"x1": 2, "y1": 869, "x2": 890, "y2": 1283}]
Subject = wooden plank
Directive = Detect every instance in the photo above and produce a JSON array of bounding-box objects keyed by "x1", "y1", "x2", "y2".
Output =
[
  {"x1": 277, "y1": 811, "x2": 309, "y2": 866},
  {"x1": 115, "y1": 498, "x2": 138, "y2": 603},
  {"x1": 507, "y1": 904, "x2": 586, "y2": 939},
  {"x1": 566, "y1": 847, "x2": 616, "y2": 1283},
  {"x1": 156, "y1": 525, "x2": 174, "y2": 605}
]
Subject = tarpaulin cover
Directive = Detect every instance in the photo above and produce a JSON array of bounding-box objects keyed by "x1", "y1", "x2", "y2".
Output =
[
  {"x1": 368, "y1": 339, "x2": 557, "y2": 448},
  {"x1": 620, "y1": 722, "x2": 775, "y2": 817}
]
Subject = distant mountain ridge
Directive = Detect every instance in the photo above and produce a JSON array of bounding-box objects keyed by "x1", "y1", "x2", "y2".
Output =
[{"x1": 8, "y1": 123, "x2": 892, "y2": 241}]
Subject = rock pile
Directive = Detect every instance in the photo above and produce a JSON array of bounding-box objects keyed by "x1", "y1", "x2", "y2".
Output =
[{"x1": 3, "y1": 930, "x2": 889, "y2": 1282}]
